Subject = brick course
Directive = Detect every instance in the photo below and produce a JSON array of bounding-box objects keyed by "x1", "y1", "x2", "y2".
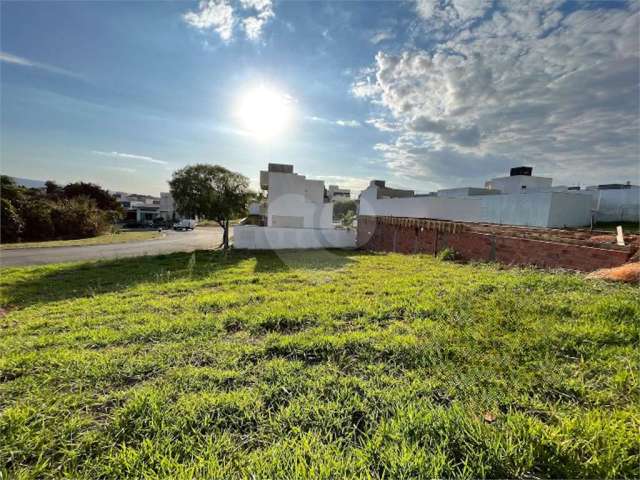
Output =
[{"x1": 357, "y1": 216, "x2": 634, "y2": 272}]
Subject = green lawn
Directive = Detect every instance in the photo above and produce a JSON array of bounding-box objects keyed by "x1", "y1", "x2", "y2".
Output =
[
  {"x1": 0, "y1": 250, "x2": 638, "y2": 479},
  {"x1": 0, "y1": 231, "x2": 163, "y2": 250}
]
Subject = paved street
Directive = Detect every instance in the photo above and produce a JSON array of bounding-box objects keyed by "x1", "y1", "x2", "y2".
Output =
[{"x1": 0, "y1": 228, "x2": 225, "y2": 267}]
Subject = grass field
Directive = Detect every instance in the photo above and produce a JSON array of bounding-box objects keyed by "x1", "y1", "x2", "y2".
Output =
[
  {"x1": 0, "y1": 250, "x2": 638, "y2": 479},
  {"x1": 0, "y1": 231, "x2": 163, "y2": 250}
]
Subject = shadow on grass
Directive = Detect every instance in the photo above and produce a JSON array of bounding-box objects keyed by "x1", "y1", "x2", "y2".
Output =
[{"x1": 1, "y1": 248, "x2": 359, "y2": 310}]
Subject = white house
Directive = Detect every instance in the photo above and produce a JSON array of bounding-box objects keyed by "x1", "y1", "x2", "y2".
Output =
[
  {"x1": 359, "y1": 167, "x2": 593, "y2": 229},
  {"x1": 258, "y1": 163, "x2": 333, "y2": 229},
  {"x1": 234, "y1": 164, "x2": 356, "y2": 249}
]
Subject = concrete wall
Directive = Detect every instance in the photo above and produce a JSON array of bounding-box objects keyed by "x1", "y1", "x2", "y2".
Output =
[
  {"x1": 265, "y1": 172, "x2": 333, "y2": 229},
  {"x1": 587, "y1": 187, "x2": 640, "y2": 223},
  {"x1": 437, "y1": 187, "x2": 500, "y2": 198},
  {"x1": 234, "y1": 225, "x2": 356, "y2": 250},
  {"x1": 485, "y1": 175, "x2": 552, "y2": 193},
  {"x1": 359, "y1": 187, "x2": 591, "y2": 228}
]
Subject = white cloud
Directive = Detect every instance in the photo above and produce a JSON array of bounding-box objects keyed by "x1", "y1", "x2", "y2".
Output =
[
  {"x1": 307, "y1": 116, "x2": 361, "y2": 128},
  {"x1": 183, "y1": 0, "x2": 274, "y2": 42},
  {"x1": 311, "y1": 175, "x2": 370, "y2": 195},
  {"x1": 366, "y1": 117, "x2": 400, "y2": 132},
  {"x1": 353, "y1": 1, "x2": 640, "y2": 188},
  {"x1": 335, "y1": 119, "x2": 361, "y2": 128},
  {"x1": 0, "y1": 51, "x2": 80, "y2": 78},
  {"x1": 91, "y1": 150, "x2": 167, "y2": 165},
  {"x1": 370, "y1": 30, "x2": 394, "y2": 44}
]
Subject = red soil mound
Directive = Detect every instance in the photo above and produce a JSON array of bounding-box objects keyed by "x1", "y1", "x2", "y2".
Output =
[{"x1": 586, "y1": 262, "x2": 640, "y2": 283}]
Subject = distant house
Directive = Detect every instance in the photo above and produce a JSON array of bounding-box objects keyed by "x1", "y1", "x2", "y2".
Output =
[
  {"x1": 113, "y1": 192, "x2": 161, "y2": 224},
  {"x1": 327, "y1": 185, "x2": 351, "y2": 202}
]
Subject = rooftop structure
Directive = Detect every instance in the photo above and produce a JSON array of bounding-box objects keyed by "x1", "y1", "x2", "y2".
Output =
[
  {"x1": 484, "y1": 166, "x2": 553, "y2": 194},
  {"x1": 327, "y1": 185, "x2": 351, "y2": 202}
]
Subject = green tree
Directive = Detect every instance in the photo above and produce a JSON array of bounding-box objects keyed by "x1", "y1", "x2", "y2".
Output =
[
  {"x1": 45, "y1": 180, "x2": 63, "y2": 198},
  {"x1": 169, "y1": 164, "x2": 250, "y2": 249},
  {"x1": 1, "y1": 198, "x2": 24, "y2": 242},
  {"x1": 19, "y1": 198, "x2": 55, "y2": 241},
  {"x1": 1, "y1": 175, "x2": 24, "y2": 204},
  {"x1": 332, "y1": 199, "x2": 358, "y2": 221},
  {"x1": 63, "y1": 182, "x2": 122, "y2": 213},
  {"x1": 51, "y1": 196, "x2": 111, "y2": 239}
]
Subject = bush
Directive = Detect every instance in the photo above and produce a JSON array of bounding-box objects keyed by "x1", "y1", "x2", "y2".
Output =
[
  {"x1": 51, "y1": 196, "x2": 111, "y2": 239},
  {"x1": 19, "y1": 198, "x2": 55, "y2": 241},
  {"x1": 1, "y1": 198, "x2": 24, "y2": 243},
  {"x1": 436, "y1": 247, "x2": 458, "y2": 261}
]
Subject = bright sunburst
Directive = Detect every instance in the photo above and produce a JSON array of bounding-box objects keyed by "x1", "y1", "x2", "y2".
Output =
[{"x1": 235, "y1": 86, "x2": 293, "y2": 140}]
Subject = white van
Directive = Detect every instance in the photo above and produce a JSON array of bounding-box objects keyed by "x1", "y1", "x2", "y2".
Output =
[{"x1": 173, "y1": 219, "x2": 197, "y2": 231}]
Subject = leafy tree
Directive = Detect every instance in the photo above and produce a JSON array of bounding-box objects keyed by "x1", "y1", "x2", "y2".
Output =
[
  {"x1": 45, "y1": 180, "x2": 63, "y2": 198},
  {"x1": 339, "y1": 210, "x2": 357, "y2": 230},
  {"x1": 333, "y1": 199, "x2": 358, "y2": 221},
  {"x1": 51, "y1": 196, "x2": 111, "y2": 239},
  {"x1": 1, "y1": 198, "x2": 24, "y2": 242},
  {"x1": 63, "y1": 182, "x2": 121, "y2": 213},
  {"x1": 169, "y1": 164, "x2": 251, "y2": 249},
  {"x1": 19, "y1": 198, "x2": 55, "y2": 241},
  {"x1": 1, "y1": 175, "x2": 24, "y2": 204}
]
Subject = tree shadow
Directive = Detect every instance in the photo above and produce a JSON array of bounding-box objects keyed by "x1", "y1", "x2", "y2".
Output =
[
  {"x1": 252, "y1": 248, "x2": 358, "y2": 273},
  {"x1": 1, "y1": 249, "x2": 361, "y2": 310}
]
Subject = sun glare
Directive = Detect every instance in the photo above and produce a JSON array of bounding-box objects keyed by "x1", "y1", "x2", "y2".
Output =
[{"x1": 236, "y1": 86, "x2": 294, "y2": 140}]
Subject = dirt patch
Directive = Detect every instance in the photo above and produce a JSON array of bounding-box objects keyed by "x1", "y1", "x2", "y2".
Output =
[{"x1": 586, "y1": 262, "x2": 640, "y2": 284}]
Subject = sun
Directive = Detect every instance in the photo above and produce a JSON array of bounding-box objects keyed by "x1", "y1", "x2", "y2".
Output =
[{"x1": 235, "y1": 86, "x2": 294, "y2": 140}]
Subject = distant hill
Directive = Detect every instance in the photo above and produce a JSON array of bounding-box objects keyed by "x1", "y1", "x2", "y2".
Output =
[{"x1": 10, "y1": 177, "x2": 47, "y2": 189}]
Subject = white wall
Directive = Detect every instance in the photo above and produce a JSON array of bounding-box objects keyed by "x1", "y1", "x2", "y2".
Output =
[
  {"x1": 266, "y1": 172, "x2": 333, "y2": 229},
  {"x1": 359, "y1": 187, "x2": 592, "y2": 228},
  {"x1": 547, "y1": 192, "x2": 593, "y2": 227},
  {"x1": 437, "y1": 187, "x2": 499, "y2": 198},
  {"x1": 234, "y1": 225, "x2": 356, "y2": 249},
  {"x1": 587, "y1": 187, "x2": 640, "y2": 222},
  {"x1": 485, "y1": 175, "x2": 552, "y2": 193}
]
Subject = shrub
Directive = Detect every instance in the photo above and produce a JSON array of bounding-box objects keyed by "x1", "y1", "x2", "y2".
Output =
[
  {"x1": 62, "y1": 182, "x2": 121, "y2": 212},
  {"x1": 51, "y1": 196, "x2": 111, "y2": 239},
  {"x1": 0, "y1": 198, "x2": 24, "y2": 243},
  {"x1": 436, "y1": 247, "x2": 458, "y2": 261},
  {"x1": 19, "y1": 198, "x2": 55, "y2": 241}
]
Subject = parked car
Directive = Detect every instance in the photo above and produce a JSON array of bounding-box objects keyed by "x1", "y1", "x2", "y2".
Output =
[{"x1": 173, "y1": 219, "x2": 197, "y2": 231}]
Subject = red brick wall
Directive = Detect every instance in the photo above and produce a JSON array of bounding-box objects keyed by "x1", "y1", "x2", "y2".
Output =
[{"x1": 358, "y1": 216, "x2": 632, "y2": 272}]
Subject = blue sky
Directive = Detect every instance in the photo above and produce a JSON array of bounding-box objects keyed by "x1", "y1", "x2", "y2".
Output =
[{"x1": 1, "y1": 0, "x2": 639, "y2": 195}]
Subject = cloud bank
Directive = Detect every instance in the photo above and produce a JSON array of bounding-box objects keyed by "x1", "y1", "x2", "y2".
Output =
[{"x1": 354, "y1": 0, "x2": 640, "y2": 189}]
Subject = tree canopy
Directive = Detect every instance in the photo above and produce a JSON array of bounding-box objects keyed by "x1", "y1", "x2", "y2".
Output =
[{"x1": 169, "y1": 164, "x2": 251, "y2": 249}]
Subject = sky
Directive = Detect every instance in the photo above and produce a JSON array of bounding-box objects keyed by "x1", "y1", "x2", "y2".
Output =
[{"x1": 1, "y1": 0, "x2": 639, "y2": 196}]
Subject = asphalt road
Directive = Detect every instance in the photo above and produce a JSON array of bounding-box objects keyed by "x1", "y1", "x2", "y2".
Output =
[{"x1": 0, "y1": 228, "x2": 225, "y2": 268}]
